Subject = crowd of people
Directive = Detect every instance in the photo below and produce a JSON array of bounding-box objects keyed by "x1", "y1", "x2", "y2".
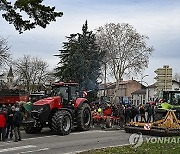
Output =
[
  {"x1": 0, "y1": 100, "x2": 157, "y2": 141},
  {"x1": 0, "y1": 103, "x2": 23, "y2": 142},
  {"x1": 91, "y1": 101, "x2": 156, "y2": 128}
]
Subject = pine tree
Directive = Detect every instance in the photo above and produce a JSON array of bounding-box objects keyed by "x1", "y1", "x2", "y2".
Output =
[
  {"x1": 0, "y1": 0, "x2": 63, "y2": 33},
  {"x1": 55, "y1": 21, "x2": 104, "y2": 92}
]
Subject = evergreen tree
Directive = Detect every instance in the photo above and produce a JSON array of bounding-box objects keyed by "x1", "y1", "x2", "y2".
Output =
[
  {"x1": 55, "y1": 21, "x2": 104, "y2": 92},
  {"x1": 0, "y1": 0, "x2": 62, "y2": 33}
]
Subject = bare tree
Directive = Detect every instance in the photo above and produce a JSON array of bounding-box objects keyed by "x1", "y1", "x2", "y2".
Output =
[
  {"x1": 13, "y1": 55, "x2": 50, "y2": 93},
  {"x1": 96, "y1": 23, "x2": 153, "y2": 103},
  {"x1": 0, "y1": 36, "x2": 11, "y2": 68},
  {"x1": 173, "y1": 73, "x2": 180, "y2": 82}
]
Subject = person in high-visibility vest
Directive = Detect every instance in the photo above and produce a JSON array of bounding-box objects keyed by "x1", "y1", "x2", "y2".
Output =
[{"x1": 98, "y1": 106, "x2": 103, "y2": 117}]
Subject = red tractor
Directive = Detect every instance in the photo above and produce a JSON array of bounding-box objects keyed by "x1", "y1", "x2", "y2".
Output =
[{"x1": 23, "y1": 82, "x2": 92, "y2": 135}]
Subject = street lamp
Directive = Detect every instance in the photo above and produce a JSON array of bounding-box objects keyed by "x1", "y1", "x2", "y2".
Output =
[
  {"x1": 104, "y1": 62, "x2": 107, "y2": 97},
  {"x1": 140, "y1": 74, "x2": 149, "y2": 104},
  {"x1": 141, "y1": 80, "x2": 149, "y2": 103}
]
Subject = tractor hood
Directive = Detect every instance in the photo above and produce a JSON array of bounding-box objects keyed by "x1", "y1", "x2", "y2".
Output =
[
  {"x1": 33, "y1": 96, "x2": 63, "y2": 109},
  {"x1": 34, "y1": 97, "x2": 57, "y2": 105}
]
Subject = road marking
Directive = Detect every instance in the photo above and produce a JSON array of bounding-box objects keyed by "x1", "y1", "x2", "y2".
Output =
[
  {"x1": 0, "y1": 135, "x2": 58, "y2": 147},
  {"x1": 0, "y1": 130, "x2": 123, "y2": 147},
  {"x1": 21, "y1": 135, "x2": 58, "y2": 141},
  {"x1": 18, "y1": 148, "x2": 49, "y2": 154},
  {"x1": 0, "y1": 145, "x2": 36, "y2": 153},
  {"x1": 71, "y1": 130, "x2": 118, "y2": 135},
  {"x1": 71, "y1": 130, "x2": 102, "y2": 134}
]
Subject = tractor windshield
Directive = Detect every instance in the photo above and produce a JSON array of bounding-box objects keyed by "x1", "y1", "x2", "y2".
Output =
[
  {"x1": 163, "y1": 91, "x2": 180, "y2": 105},
  {"x1": 51, "y1": 87, "x2": 68, "y2": 100},
  {"x1": 171, "y1": 92, "x2": 180, "y2": 105}
]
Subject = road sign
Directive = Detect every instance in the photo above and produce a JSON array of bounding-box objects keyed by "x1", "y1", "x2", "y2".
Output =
[
  {"x1": 154, "y1": 69, "x2": 172, "y2": 76},
  {"x1": 154, "y1": 65, "x2": 172, "y2": 91},
  {"x1": 154, "y1": 76, "x2": 172, "y2": 81},
  {"x1": 144, "y1": 123, "x2": 151, "y2": 130}
]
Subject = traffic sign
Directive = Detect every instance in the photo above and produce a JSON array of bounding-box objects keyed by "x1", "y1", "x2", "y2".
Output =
[
  {"x1": 144, "y1": 123, "x2": 151, "y2": 130},
  {"x1": 154, "y1": 65, "x2": 172, "y2": 91}
]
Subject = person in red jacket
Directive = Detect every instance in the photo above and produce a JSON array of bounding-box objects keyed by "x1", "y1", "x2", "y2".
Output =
[{"x1": 0, "y1": 107, "x2": 7, "y2": 142}]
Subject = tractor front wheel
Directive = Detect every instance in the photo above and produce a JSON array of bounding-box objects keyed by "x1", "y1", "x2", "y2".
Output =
[
  {"x1": 76, "y1": 103, "x2": 91, "y2": 131},
  {"x1": 51, "y1": 110, "x2": 72, "y2": 135}
]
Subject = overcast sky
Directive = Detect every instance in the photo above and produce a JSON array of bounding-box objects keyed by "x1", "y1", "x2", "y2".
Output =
[{"x1": 1, "y1": 0, "x2": 180, "y2": 85}]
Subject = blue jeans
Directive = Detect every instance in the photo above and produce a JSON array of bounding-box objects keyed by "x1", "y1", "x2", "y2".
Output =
[{"x1": 135, "y1": 114, "x2": 139, "y2": 122}]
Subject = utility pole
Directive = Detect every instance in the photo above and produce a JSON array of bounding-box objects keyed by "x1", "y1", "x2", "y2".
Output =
[{"x1": 104, "y1": 62, "x2": 107, "y2": 97}]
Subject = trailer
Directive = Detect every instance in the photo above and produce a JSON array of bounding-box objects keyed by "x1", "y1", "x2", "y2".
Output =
[{"x1": 0, "y1": 89, "x2": 29, "y2": 104}]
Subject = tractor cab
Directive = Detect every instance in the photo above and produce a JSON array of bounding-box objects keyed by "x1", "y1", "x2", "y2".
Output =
[
  {"x1": 50, "y1": 82, "x2": 79, "y2": 107},
  {"x1": 162, "y1": 90, "x2": 180, "y2": 105},
  {"x1": 155, "y1": 90, "x2": 180, "y2": 121}
]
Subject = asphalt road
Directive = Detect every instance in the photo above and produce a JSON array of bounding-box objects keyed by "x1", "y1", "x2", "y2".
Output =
[{"x1": 0, "y1": 128, "x2": 131, "y2": 154}]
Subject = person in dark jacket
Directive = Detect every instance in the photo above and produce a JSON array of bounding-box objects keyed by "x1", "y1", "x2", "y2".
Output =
[
  {"x1": 118, "y1": 104, "x2": 125, "y2": 128},
  {"x1": 147, "y1": 104, "x2": 154, "y2": 123},
  {"x1": 139, "y1": 105, "x2": 146, "y2": 122},
  {"x1": 125, "y1": 105, "x2": 131, "y2": 124},
  {"x1": 5, "y1": 105, "x2": 15, "y2": 140},
  {"x1": 130, "y1": 105, "x2": 139, "y2": 122},
  {"x1": 0, "y1": 107, "x2": 7, "y2": 142},
  {"x1": 13, "y1": 107, "x2": 23, "y2": 142}
]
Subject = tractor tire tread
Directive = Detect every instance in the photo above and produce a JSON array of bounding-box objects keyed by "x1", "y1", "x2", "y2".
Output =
[
  {"x1": 76, "y1": 103, "x2": 91, "y2": 131},
  {"x1": 51, "y1": 110, "x2": 72, "y2": 135}
]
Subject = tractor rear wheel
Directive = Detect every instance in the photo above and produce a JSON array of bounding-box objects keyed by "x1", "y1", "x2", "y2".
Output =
[
  {"x1": 76, "y1": 103, "x2": 91, "y2": 131},
  {"x1": 51, "y1": 110, "x2": 72, "y2": 135}
]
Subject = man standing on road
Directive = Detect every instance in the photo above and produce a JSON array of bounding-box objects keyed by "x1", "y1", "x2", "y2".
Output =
[
  {"x1": 13, "y1": 107, "x2": 23, "y2": 142},
  {"x1": 5, "y1": 105, "x2": 15, "y2": 140},
  {"x1": 139, "y1": 104, "x2": 146, "y2": 122},
  {"x1": 125, "y1": 105, "x2": 131, "y2": 124},
  {"x1": 147, "y1": 104, "x2": 153, "y2": 123},
  {"x1": 118, "y1": 104, "x2": 125, "y2": 128}
]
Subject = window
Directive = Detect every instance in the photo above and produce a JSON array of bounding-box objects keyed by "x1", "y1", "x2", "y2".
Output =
[
  {"x1": 137, "y1": 100, "x2": 139, "y2": 106},
  {"x1": 143, "y1": 94, "x2": 145, "y2": 99},
  {"x1": 172, "y1": 93, "x2": 180, "y2": 105}
]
